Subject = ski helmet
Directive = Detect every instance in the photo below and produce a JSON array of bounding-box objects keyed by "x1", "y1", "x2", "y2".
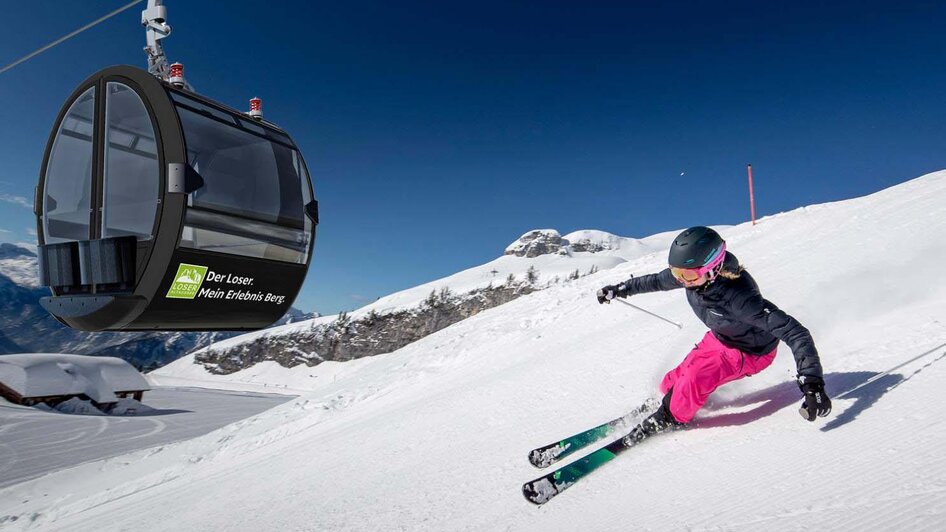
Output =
[{"x1": 668, "y1": 226, "x2": 725, "y2": 269}]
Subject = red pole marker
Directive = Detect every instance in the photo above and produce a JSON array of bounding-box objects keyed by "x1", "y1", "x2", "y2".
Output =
[{"x1": 747, "y1": 164, "x2": 756, "y2": 226}]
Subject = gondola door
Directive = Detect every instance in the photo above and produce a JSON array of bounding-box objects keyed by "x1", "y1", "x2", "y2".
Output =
[{"x1": 39, "y1": 76, "x2": 165, "y2": 329}]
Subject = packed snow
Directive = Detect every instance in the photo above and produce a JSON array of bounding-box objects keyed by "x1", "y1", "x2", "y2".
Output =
[
  {"x1": 149, "y1": 358, "x2": 374, "y2": 394},
  {"x1": 2, "y1": 171, "x2": 946, "y2": 530},
  {"x1": 0, "y1": 387, "x2": 293, "y2": 489}
]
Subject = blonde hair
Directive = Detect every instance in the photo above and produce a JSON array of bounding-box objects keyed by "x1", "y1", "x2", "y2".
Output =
[{"x1": 717, "y1": 263, "x2": 744, "y2": 280}]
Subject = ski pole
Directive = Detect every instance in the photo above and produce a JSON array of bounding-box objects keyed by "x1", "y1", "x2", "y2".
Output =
[{"x1": 614, "y1": 298, "x2": 682, "y2": 329}]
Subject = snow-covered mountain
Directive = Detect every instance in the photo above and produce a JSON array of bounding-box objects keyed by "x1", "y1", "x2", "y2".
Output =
[
  {"x1": 155, "y1": 228, "x2": 674, "y2": 383},
  {"x1": 3, "y1": 171, "x2": 946, "y2": 530},
  {"x1": 0, "y1": 243, "x2": 41, "y2": 288}
]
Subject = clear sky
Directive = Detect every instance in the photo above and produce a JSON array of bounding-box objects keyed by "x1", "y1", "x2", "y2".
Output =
[{"x1": 1, "y1": 1, "x2": 944, "y2": 315}]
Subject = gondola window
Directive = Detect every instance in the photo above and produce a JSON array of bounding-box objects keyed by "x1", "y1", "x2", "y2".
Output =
[
  {"x1": 102, "y1": 83, "x2": 159, "y2": 240},
  {"x1": 43, "y1": 88, "x2": 96, "y2": 244},
  {"x1": 174, "y1": 94, "x2": 312, "y2": 264}
]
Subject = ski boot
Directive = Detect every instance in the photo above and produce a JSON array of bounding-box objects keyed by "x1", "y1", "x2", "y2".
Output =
[{"x1": 622, "y1": 396, "x2": 683, "y2": 447}]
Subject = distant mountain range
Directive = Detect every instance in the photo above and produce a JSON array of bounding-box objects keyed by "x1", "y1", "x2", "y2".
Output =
[{"x1": 0, "y1": 243, "x2": 313, "y2": 369}]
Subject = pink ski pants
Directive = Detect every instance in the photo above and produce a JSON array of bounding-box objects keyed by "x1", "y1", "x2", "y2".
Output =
[{"x1": 660, "y1": 331, "x2": 777, "y2": 423}]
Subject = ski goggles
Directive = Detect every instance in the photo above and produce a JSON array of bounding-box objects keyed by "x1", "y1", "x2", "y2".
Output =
[{"x1": 670, "y1": 242, "x2": 726, "y2": 284}]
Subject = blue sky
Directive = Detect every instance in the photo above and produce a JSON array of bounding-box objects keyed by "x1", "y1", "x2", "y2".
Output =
[{"x1": 1, "y1": 1, "x2": 944, "y2": 314}]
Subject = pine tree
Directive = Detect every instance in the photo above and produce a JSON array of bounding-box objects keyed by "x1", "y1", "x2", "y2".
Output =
[
  {"x1": 334, "y1": 311, "x2": 351, "y2": 331},
  {"x1": 526, "y1": 265, "x2": 539, "y2": 284},
  {"x1": 424, "y1": 289, "x2": 438, "y2": 308},
  {"x1": 438, "y1": 286, "x2": 453, "y2": 304}
]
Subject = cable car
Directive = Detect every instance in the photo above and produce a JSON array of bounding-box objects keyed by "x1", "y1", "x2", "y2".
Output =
[{"x1": 34, "y1": 63, "x2": 318, "y2": 331}]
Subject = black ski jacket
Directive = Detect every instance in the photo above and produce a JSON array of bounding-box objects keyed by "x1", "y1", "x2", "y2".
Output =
[{"x1": 620, "y1": 253, "x2": 823, "y2": 379}]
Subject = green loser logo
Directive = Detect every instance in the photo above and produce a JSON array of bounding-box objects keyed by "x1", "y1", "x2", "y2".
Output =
[{"x1": 166, "y1": 263, "x2": 209, "y2": 299}]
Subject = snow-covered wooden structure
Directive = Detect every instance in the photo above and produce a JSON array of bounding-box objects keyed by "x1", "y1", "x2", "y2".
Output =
[{"x1": 0, "y1": 354, "x2": 150, "y2": 407}]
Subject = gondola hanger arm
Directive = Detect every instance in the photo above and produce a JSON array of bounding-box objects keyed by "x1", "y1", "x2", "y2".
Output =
[{"x1": 142, "y1": 1, "x2": 172, "y2": 81}]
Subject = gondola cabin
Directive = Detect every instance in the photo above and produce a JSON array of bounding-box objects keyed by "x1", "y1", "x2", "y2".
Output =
[{"x1": 35, "y1": 65, "x2": 318, "y2": 332}]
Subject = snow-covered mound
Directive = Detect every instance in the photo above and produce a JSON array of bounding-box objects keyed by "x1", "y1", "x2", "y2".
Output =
[
  {"x1": 33, "y1": 396, "x2": 156, "y2": 416},
  {"x1": 3, "y1": 171, "x2": 946, "y2": 530},
  {"x1": 52, "y1": 397, "x2": 107, "y2": 416},
  {"x1": 105, "y1": 398, "x2": 156, "y2": 416}
]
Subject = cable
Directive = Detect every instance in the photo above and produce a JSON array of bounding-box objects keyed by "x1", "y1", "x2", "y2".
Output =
[{"x1": 0, "y1": 0, "x2": 144, "y2": 76}]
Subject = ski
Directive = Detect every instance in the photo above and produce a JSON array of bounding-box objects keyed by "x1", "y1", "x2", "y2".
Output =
[
  {"x1": 527, "y1": 397, "x2": 659, "y2": 469},
  {"x1": 523, "y1": 424, "x2": 662, "y2": 505}
]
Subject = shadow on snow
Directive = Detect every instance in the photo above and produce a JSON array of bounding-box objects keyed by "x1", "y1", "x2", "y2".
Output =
[{"x1": 694, "y1": 345, "x2": 946, "y2": 432}]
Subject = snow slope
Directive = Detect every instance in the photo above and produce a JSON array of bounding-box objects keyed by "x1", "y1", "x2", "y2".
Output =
[
  {"x1": 2, "y1": 171, "x2": 946, "y2": 531},
  {"x1": 151, "y1": 228, "x2": 677, "y2": 387},
  {"x1": 155, "y1": 225, "x2": 669, "y2": 358}
]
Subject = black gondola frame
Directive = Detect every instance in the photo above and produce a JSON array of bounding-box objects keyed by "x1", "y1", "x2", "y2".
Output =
[{"x1": 35, "y1": 65, "x2": 316, "y2": 332}]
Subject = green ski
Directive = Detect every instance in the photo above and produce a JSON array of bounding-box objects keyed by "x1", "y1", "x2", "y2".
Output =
[
  {"x1": 527, "y1": 398, "x2": 659, "y2": 469},
  {"x1": 523, "y1": 434, "x2": 632, "y2": 505}
]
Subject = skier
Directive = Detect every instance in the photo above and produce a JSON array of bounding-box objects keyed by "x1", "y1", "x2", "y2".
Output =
[{"x1": 597, "y1": 226, "x2": 831, "y2": 445}]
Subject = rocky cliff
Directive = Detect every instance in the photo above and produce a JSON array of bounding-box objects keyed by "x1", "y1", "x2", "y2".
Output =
[{"x1": 195, "y1": 282, "x2": 536, "y2": 374}]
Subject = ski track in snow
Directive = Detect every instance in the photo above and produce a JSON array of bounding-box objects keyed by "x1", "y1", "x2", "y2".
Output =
[
  {"x1": 0, "y1": 388, "x2": 292, "y2": 490},
  {"x1": 2, "y1": 171, "x2": 946, "y2": 530}
]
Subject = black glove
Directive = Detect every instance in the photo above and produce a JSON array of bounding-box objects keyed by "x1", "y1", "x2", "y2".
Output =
[
  {"x1": 797, "y1": 376, "x2": 831, "y2": 421},
  {"x1": 596, "y1": 283, "x2": 629, "y2": 304}
]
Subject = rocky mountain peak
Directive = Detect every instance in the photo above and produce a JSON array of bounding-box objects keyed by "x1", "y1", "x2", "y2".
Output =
[
  {"x1": 504, "y1": 229, "x2": 622, "y2": 257},
  {"x1": 503, "y1": 230, "x2": 568, "y2": 258}
]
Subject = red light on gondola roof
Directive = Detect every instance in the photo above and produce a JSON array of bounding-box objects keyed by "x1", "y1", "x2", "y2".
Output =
[
  {"x1": 169, "y1": 62, "x2": 185, "y2": 87},
  {"x1": 249, "y1": 97, "x2": 263, "y2": 120}
]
